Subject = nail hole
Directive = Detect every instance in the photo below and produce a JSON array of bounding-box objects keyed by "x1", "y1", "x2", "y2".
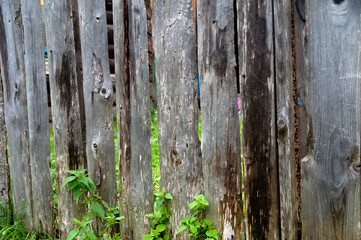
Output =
[
  {"x1": 93, "y1": 143, "x2": 98, "y2": 149},
  {"x1": 96, "y1": 16, "x2": 100, "y2": 21},
  {"x1": 101, "y1": 88, "x2": 107, "y2": 94}
]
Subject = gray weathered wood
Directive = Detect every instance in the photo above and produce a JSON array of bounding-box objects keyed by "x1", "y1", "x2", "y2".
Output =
[
  {"x1": 301, "y1": 1, "x2": 361, "y2": 239},
  {"x1": 0, "y1": 67, "x2": 10, "y2": 225},
  {"x1": 78, "y1": 0, "x2": 117, "y2": 207},
  {"x1": 113, "y1": 0, "x2": 154, "y2": 238},
  {"x1": 21, "y1": 0, "x2": 54, "y2": 233},
  {"x1": 44, "y1": 1, "x2": 87, "y2": 238},
  {"x1": 273, "y1": 1, "x2": 298, "y2": 239},
  {"x1": 153, "y1": 0, "x2": 204, "y2": 237},
  {"x1": 198, "y1": 1, "x2": 242, "y2": 239},
  {"x1": 0, "y1": 0, "x2": 34, "y2": 229},
  {"x1": 238, "y1": 0, "x2": 280, "y2": 239}
]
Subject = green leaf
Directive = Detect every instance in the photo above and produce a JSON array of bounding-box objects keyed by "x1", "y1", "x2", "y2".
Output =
[
  {"x1": 92, "y1": 201, "x2": 105, "y2": 218},
  {"x1": 177, "y1": 226, "x2": 187, "y2": 233},
  {"x1": 77, "y1": 177, "x2": 90, "y2": 188},
  {"x1": 145, "y1": 213, "x2": 154, "y2": 218},
  {"x1": 202, "y1": 219, "x2": 212, "y2": 227},
  {"x1": 188, "y1": 201, "x2": 198, "y2": 210},
  {"x1": 164, "y1": 234, "x2": 170, "y2": 240},
  {"x1": 73, "y1": 185, "x2": 83, "y2": 200},
  {"x1": 180, "y1": 217, "x2": 191, "y2": 223},
  {"x1": 66, "y1": 229, "x2": 79, "y2": 240},
  {"x1": 156, "y1": 224, "x2": 167, "y2": 232},
  {"x1": 206, "y1": 229, "x2": 218, "y2": 239},
  {"x1": 142, "y1": 234, "x2": 153, "y2": 240},
  {"x1": 62, "y1": 176, "x2": 76, "y2": 188},
  {"x1": 190, "y1": 224, "x2": 198, "y2": 234},
  {"x1": 66, "y1": 170, "x2": 78, "y2": 175},
  {"x1": 164, "y1": 193, "x2": 173, "y2": 199},
  {"x1": 66, "y1": 181, "x2": 79, "y2": 191},
  {"x1": 154, "y1": 191, "x2": 163, "y2": 197},
  {"x1": 115, "y1": 216, "x2": 125, "y2": 221},
  {"x1": 159, "y1": 204, "x2": 167, "y2": 214},
  {"x1": 200, "y1": 198, "x2": 209, "y2": 206}
]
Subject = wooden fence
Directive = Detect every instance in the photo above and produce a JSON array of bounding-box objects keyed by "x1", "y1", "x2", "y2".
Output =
[{"x1": 0, "y1": 0, "x2": 360, "y2": 239}]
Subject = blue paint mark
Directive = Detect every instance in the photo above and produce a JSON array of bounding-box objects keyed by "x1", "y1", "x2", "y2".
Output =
[
  {"x1": 195, "y1": 73, "x2": 200, "y2": 95},
  {"x1": 298, "y1": 97, "x2": 302, "y2": 106}
]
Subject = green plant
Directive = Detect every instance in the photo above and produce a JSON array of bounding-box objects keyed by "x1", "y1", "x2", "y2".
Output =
[
  {"x1": 177, "y1": 195, "x2": 218, "y2": 240},
  {"x1": 142, "y1": 189, "x2": 172, "y2": 240},
  {"x1": 62, "y1": 169, "x2": 124, "y2": 240}
]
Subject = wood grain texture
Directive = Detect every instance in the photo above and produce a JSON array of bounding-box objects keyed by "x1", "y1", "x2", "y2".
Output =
[
  {"x1": 273, "y1": 1, "x2": 298, "y2": 239},
  {"x1": 198, "y1": 0, "x2": 243, "y2": 239},
  {"x1": 78, "y1": 0, "x2": 117, "y2": 208},
  {"x1": 44, "y1": 0, "x2": 87, "y2": 238},
  {"x1": 153, "y1": 0, "x2": 204, "y2": 237},
  {"x1": 301, "y1": 1, "x2": 361, "y2": 239},
  {"x1": 0, "y1": 0, "x2": 33, "y2": 228},
  {"x1": 21, "y1": 0, "x2": 54, "y2": 233},
  {"x1": 113, "y1": 0, "x2": 154, "y2": 238},
  {"x1": 0, "y1": 68, "x2": 10, "y2": 224},
  {"x1": 238, "y1": 0, "x2": 280, "y2": 239}
]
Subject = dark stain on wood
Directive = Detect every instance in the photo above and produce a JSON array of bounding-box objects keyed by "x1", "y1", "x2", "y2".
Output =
[
  {"x1": 56, "y1": 54, "x2": 73, "y2": 117},
  {"x1": 0, "y1": 5, "x2": 10, "y2": 102}
]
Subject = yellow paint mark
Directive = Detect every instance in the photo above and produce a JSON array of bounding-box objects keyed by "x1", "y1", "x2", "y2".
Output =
[{"x1": 41, "y1": 0, "x2": 44, "y2": 6}]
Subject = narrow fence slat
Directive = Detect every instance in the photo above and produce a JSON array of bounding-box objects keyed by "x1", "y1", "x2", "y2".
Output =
[
  {"x1": 113, "y1": 0, "x2": 154, "y2": 238},
  {"x1": 44, "y1": 1, "x2": 87, "y2": 238},
  {"x1": 0, "y1": 67, "x2": 10, "y2": 224},
  {"x1": 0, "y1": 0, "x2": 33, "y2": 229},
  {"x1": 78, "y1": 0, "x2": 117, "y2": 207},
  {"x1": 153, "y1": 0, "x2": 204, "y2": 237},
  {"x1": 21, "y1": 0, "x2": 53, "y2": 233},
  {"x1": 273, "y1": 1, "x2": 298, "y2": 239},
  {"x1": 238, "y1": 0, "x2": 280, "y2": 239},
  {"x1": 197, "y1": 1, "x2": 243, "y2": 239},
  {"x1": 301, "y1": 1, "x2": 361, "y2": 239}
]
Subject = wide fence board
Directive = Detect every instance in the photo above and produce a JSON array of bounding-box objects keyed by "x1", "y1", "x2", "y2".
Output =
[
  {"x1": 44, "y1": 0, "x2": 87, "y2": 238},
  {"x1": 78, "y1": 0, "x2": 117, "y2": 208},
  {"x1": 113, "y1": 0, "x2": 154, "y2": 238},
  {"x1": 301, "y1": 1, "x2": 361, "y2": 239},
  {"x1": 0, "y1": 68, "x2": 10, "y2": 221},
  {"x1": 274, "y1": 1, "x2": 298, "y2": 239},
  {"x1": 238, "y1": 0, "x2": 280, "y2": 239},
  {"x1": 197, "y1": 0, "x2": 243, "y2": 239},
  {"x1": 153, "y1": 0, "x2": 204, "y2": 237},
  {"x1": 0, "y1": 0, "x2": 33, "y2": 230},
  {"x1": 21, "y1": 0, "x2": 54, "y2": 233}
]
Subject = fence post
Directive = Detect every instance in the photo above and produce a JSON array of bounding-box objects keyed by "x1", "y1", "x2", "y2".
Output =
[
  {"x1": 153, "y1": 0, "x2": 204, "y2": 237},
  {"x1": 78, "y1": 0, "x2": 117, "y2": 208},
  {"x1": 44, "y1": 1, "x2": 87, "y2": 238},
  {"x1": 113, "y1": 0, "x2": 154, "y2": 238},
  {"x1": 197, "y1": 0, "x2": 243, "y2": 239},
  {"x1": 0, "y1": 0, "x2": 34, "y2": 230},
  {"x1": 21, "y1": 0, "x2": 54, "y2": 233},
  {"x1": 238, "y1": 0, "x2": 280, "y2": 239},
  {"x1": 300, "y1": 1, "x2": 361, "y2": 239},
  {"x1": 0, "y1": 67, "x2": 10, "y2": 225}
]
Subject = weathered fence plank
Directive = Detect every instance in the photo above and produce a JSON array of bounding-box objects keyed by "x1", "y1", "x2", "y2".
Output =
[
  {"x1": 44, "y1": 1, "x2": 87, "y2": 238},
  {"x1": 113, "y1": 0, "x2": 154, "y2": 238},
  {"x1": 0, "y1": 67, "x2": 10, "y2": 224},
  {"x1": 153, "y1": 0, "x2": 204, "y2": 237},
  {"x1": 273, "y1": 1, "x2": 298, "y2": 239},
  {"x1": 78, "y1": 0, "x2": 117, "y2": 207},
  {"x1": 0, "y1": 0, "x2": 34, "y2": 229},
  {"x1": 238, "y1": 0, "x2": 280, "y2": 239},
  {"x1": 301, "y1": 1, "x2": 361, "y2": 239},
  {"x1": 21, "y1": 0, "x2": 54, "y2": 233},
  {"x1": 197, "y1": 1, "x2": 243, "y2": 239}
]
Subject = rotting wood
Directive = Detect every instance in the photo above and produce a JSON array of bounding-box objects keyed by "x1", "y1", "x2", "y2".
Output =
[
  {"x1": 198, "y1": 0, "x2": 243, "y2": 239},
  {"x1": 113, "y1": 0, "x2": 154, "y2": 238},
  {"x1": 0, "y1": 0, "x2": 33, "y2": 229},
  {"x1": 44, "y1": 0, "x2": 87, "y2": 238},
  {"x1": 274, "y1": 0, "x2": 298, "y2": 239},
  {"x1": 78, "y1": 0, "x2": 117, "y2": 209},
  {"x1": 153, "y1": 0, "x2": 204, "y2": 238},
  {"x1": 301, "y1": 1, "x2": 361, "y2": 239},
  {"x1": 238, "y1": 0, "x2": 280, "y2": 239},
  {"x1": 21, "y1": 0, "x2": 54, "y2": 233}
]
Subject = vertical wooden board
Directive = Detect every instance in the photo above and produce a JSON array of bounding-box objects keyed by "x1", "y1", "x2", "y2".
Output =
[
  {"x1": 153, "y1": 0, "x2": 204, "y2": 237},
  {"x1": 78, "y1": 0, "x2": 117, "y2": 207},
  {"x1": 301, "y1": 1, "x2": 361, "y2": 239},
  {"x1": 0, "y1": 0, "x2": 33, "y2": 229},
  {"x1": 198, "y1": 1, "x2": 243, "y2": 239},
  {"x1": 113, "y1": 0, "x2": 154, "y2": 238},
  {"x1": 0, "y1": 68, "x2": 10, "y2": 224},
  {"x1": 21, "y1": 0, "x2": 54, "y2": 233},
  {"x1": 273, "y1": 1, "x2": 298, "y2": 239},
  {"x1": 44, "y1": 1, "x2": 87, "y2": 238},
  {"x1": 238, "y1": 0, "x2": 280, "y2": 239}
]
